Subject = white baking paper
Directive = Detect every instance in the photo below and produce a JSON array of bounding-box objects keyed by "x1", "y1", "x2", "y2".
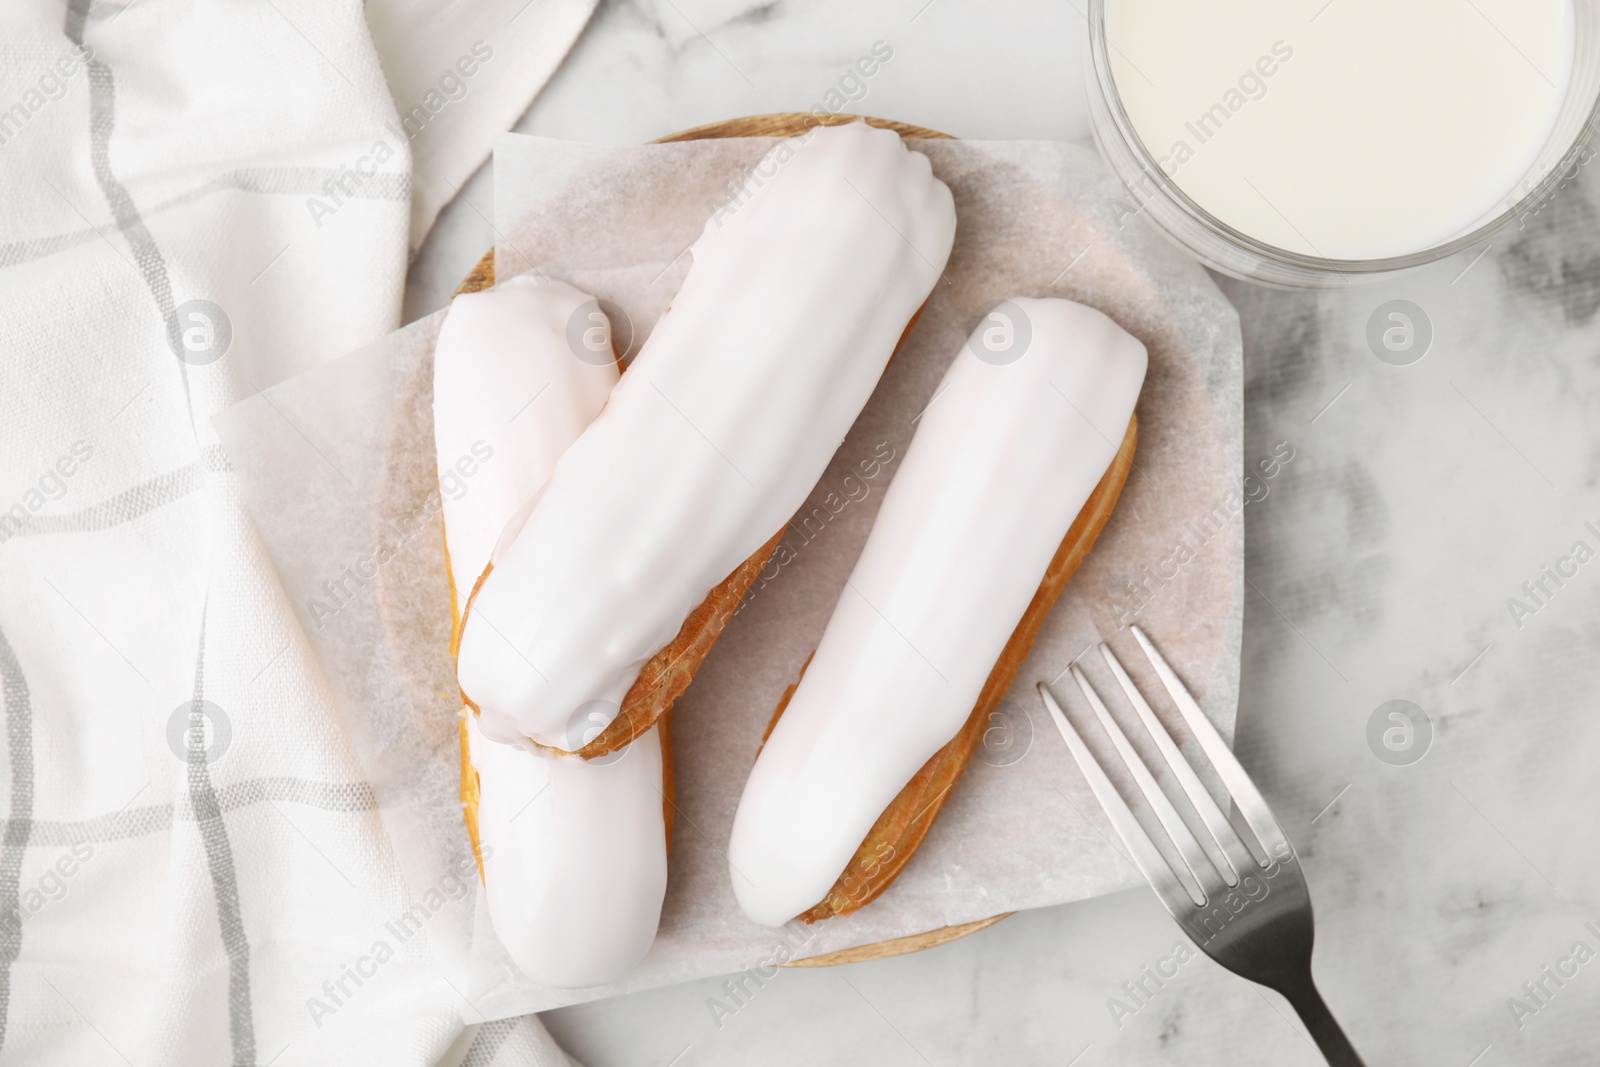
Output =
[{"x1": 213, "y1": 129, "x2": 1243, "y2": 1017}]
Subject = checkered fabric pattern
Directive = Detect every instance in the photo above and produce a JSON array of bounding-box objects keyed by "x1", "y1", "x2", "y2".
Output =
[{"x1": 0, "y1": 1, "x2": 595, "y2": 1063}]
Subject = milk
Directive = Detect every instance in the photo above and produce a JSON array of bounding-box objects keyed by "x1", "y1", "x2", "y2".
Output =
[{"x1": 1106, "y1": 0, "x2": 1574, "y2": 260}]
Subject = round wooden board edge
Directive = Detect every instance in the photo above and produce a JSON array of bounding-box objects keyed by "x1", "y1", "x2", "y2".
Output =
[
  {"x1": 783, "y1": 913, "x2": 1014, "y2": 968},
  {"x1": 452, "y1": 112, "x2": 952, "y2": 299},
  {"x1": 452, "y1": 111, "x2": 1011, "y2": 966}
]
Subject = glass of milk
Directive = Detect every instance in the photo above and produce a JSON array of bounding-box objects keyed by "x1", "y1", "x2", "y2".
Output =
[{"x1": 1087, "y1": 0, "x2": 1600, "y2": 287}]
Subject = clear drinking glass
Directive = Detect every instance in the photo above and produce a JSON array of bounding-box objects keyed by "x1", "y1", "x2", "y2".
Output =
[{"x1": 1085, "y1": 0, "x2": 1600, "y2": 288}]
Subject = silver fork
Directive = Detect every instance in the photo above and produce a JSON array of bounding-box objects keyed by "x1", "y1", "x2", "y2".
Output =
[{"x1": 1037, "y1": 626, "x2": 1366, "y2": 1066}]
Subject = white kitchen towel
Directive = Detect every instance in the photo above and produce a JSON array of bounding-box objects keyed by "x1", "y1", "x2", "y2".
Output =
[
  {"x1": 366, "y1": 0, "x2": 601, "y2": 248},
  {"x1": 0, "y1": 0, "x2": 592, "y2": 1064}
]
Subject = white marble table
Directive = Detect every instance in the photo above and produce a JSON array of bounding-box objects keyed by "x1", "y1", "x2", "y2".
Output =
[{"x1": 408, "y1": 3, "x2": 1600, "y2": 1063}]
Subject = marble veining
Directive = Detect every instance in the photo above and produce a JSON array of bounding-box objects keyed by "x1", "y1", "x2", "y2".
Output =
[{"x1": 409, "y1": 1, "x2": 1600, "y2": 1062}]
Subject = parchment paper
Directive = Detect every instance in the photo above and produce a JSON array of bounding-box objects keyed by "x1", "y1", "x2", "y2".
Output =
[{"x1": 213, "y1": 130, "x2": 1243, "y2": 1017}]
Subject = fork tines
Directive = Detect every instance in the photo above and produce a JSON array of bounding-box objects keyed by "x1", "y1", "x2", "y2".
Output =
[
  {"x1": 1037, "y1": 626, "x2": 1292, "y2": 915},
  {"x1": 1039, "y1": 629, "x2": 1369, "y2": 1066}
]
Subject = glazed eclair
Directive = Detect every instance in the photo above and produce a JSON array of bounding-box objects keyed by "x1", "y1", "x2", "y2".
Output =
[
  {"x1": 435, "y1": 275, "x2": 668, "y2": 987},
  {"x1": 728, "y1": 298, "x2": 1148, "y2": 926},
  {"x1": 456, "y1": 121, "x2": 957, "y2": 753}
]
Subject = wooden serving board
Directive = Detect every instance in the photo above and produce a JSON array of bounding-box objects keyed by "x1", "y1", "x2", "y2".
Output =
[
  {"x1": 452, "y1": 112, "x2": 950, "y2": 298},
  {"x1": 453, "y1": 112, "x2": 1014, "y2": 968}
]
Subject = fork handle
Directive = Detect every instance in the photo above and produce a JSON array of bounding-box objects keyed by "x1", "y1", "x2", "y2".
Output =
[{"x1": 1282, "y1": 977, "x2": 1366, "y2": 1066}]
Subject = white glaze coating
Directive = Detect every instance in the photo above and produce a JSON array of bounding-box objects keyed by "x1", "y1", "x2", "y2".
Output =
[
  {"x1": 457, "y1": 121, "x2": 957, "y2": 749},
  {"x1": 434, "y1": 276, "x2": 667, "y2": 988},
  {"x1": 465, "y1": 715, "x2": 666, "y2": 988},
  {"x1": 727, "y1": 299, "x2": 1147, "y2": 926},
  {"x1": 433, "y1": 274, "x2": 618, "y2": 601}
]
